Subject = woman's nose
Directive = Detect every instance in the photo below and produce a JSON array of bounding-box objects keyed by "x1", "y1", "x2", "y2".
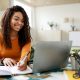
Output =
[
  {"x1": 18, "y1": 21, "x2": 22, "y2": 24},
  {"x1": 18, "y1": 21, "x2": 24, "y2": 26}
]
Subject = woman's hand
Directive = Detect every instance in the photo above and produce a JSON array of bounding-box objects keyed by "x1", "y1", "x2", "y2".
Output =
[
  {"x1": 3, "y1": 58, "x2": 17, "y2": 66},
  {"x1": 17, "y1": 61, "x2": 27, "y2": 71}
]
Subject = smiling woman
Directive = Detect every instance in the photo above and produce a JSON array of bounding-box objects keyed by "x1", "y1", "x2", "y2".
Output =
[
  {"x1": 0, "y1": 5, "x2": 31, "y2": 71},
  {"x1": 10, "y1": 12, "x2": 24, "y2": 32}
]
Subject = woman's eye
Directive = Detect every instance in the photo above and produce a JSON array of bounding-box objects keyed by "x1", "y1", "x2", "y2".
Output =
[{"x1": 14, "y1": 18, "x2": 18, "y2": 21}]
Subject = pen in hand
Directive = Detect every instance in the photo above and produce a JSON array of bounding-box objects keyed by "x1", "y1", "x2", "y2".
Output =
[{"x1": 17, "y1": 51, "x2": 30, "y2": 66}]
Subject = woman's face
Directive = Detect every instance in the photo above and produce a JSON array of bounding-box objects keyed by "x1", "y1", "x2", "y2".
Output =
[{"x1": 10, "y1": 12, "x2": 24, "y2": 32}]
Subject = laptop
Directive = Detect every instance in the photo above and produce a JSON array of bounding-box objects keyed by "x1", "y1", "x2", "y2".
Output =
[{"x1": 33, "y1": 41, "x2": 72, "y2": 73}]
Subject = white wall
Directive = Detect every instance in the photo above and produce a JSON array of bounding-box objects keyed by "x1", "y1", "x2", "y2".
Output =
[
  {"x1": 0, "y1": 0, "x2": 10, "y2": 11},
  {"x1": 35, "y1": 3, "x2": 80, "y2": 31}
]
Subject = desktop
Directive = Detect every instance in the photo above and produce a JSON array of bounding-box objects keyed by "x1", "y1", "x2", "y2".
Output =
[{"x1": 0, "y1": 41, "x2": 79, "y2": 80}]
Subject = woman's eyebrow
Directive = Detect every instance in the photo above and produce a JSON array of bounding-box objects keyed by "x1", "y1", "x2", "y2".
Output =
[
  {"x1": 14, "y1": 16, "x2": 24, "y2": 21},
  {"x1": 14, "y1": 16, "x2": 19, "y2": 18}
]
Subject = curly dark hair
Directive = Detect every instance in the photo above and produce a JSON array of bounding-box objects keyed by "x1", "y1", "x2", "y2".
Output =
[{"x1": 1, "y1": 5, "x2": 31, "y2": 48}]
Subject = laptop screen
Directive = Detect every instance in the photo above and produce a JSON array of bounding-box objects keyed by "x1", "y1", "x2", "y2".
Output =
[{"x1": 33, "y1": 41, "x2": 72, "y2": 73}]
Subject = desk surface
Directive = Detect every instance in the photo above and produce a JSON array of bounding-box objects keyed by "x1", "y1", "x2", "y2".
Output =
[
  {"x1": 65, "y1": 70, "x2": 80, "y2": 80},
  {"x1": 0, "y1": 70, "x2": 80, "y2": 80}
]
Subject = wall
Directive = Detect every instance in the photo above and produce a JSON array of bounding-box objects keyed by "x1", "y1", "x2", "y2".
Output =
[
  {"x1": 35, "y1": 3, "x2": 80, "y2": 31},
  {"x1": 30, "y1": 3, "x2": 80, "y2": 44},
  {"x1": 0, "y1": 0, "x2": 11, "y2": 28},
  {"x1": 0, "y1": 0, "x2": 10, "y2": 11}
]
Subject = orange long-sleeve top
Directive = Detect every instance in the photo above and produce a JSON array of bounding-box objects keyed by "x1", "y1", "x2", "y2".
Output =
[{"x1": 0, "y1": 32, "x2": 31, "y2": 62}]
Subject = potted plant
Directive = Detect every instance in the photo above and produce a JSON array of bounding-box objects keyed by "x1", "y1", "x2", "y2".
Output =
[
  {"x1": 48, "y1": 22, "x2": 54, "y2": 29},
  {"x1": 71, "y1": 25, "x2": 75, "y2": 31}
]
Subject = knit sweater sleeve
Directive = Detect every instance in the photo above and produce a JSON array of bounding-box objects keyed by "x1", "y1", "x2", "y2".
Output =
[
  {"x1": 0, "y1": 32, "x2": 3, "y2": 55},
  {"x1": 20, "y1": 42, "x2": 31, "y2": 62},
  {"x1": 0, "y1": 32, "x2": 4, "y2": 65}
]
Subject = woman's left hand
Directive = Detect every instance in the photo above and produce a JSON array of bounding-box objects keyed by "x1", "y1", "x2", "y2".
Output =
[{"x1": 17, "y1": 61, "x2": 27, "y2": 71}]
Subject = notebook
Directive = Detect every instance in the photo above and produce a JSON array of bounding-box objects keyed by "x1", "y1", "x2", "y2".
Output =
[{"x1": 0, "y1": 65, "x2": 32, "y2": 76}]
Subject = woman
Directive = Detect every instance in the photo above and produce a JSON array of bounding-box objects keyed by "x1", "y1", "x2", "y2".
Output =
[{"x1": 0, "y1": 5, "x2": 31, "y2": 71}]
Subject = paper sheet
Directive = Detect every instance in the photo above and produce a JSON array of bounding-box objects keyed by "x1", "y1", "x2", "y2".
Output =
[{"x1": 0, "y1": 66, "x2": 32, "y2": 75}]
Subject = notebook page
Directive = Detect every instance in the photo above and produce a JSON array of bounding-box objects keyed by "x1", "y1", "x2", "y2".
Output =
[
  {"x1": 0, "y1": 66, "x2": 32, "y2": 75},
  {"x1": 10, "y1": 66, "x2": 32, "y2": 74},
  {"x1": 0, "y1": 66, "x2": 11, "y2": 76}
]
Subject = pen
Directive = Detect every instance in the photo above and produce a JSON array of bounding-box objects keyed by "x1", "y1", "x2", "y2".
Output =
[{"x1": 18, "y1": 51, "x2": 30, "y2": 66}]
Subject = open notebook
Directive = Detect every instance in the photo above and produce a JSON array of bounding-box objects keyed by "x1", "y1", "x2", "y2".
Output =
[{"x1": 0, "y1": 66, "x2": 32, "y2": 76}]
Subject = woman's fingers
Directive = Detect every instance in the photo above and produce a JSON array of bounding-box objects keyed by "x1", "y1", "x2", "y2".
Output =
[
  {"x1": 17, "y1": 61, "x2": 27, "y2": 71},
  {"x1": 18, "y1": 65, "x2": 27, "y2": 71},
  {"x1": 3, "y1": 58, "x2": 17, "y2": 66},
  {"x1": 10, "y1": 59, "x2": 17, "y2": 65},
  {"x1": 4, "y1": 60, "x2": 11, "y2": 66},
  {"x1": 5, "y1": 61, "x2": 13, "y2": 66},
  {"x1": 3, "y1": 58, "x2": 27, "y2": 71}
]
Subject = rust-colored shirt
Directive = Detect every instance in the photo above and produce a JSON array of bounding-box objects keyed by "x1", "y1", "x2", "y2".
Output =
[{"x1": 0, "y1": 32, "x2": 31, "y2": 62}]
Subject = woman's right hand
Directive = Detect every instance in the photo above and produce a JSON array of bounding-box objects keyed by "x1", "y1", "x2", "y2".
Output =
[{"x1": 3, "y1": 58, "x2": 17, "y2": 66}]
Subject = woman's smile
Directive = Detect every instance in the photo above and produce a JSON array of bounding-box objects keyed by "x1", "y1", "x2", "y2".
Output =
[{"x1": 10, "y1": 12, "x2": 24, "y2": 32}]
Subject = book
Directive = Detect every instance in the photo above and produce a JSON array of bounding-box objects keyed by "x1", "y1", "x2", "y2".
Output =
[{"x1": 0, "y1": 66, "x2": 32, "y2": 76}]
